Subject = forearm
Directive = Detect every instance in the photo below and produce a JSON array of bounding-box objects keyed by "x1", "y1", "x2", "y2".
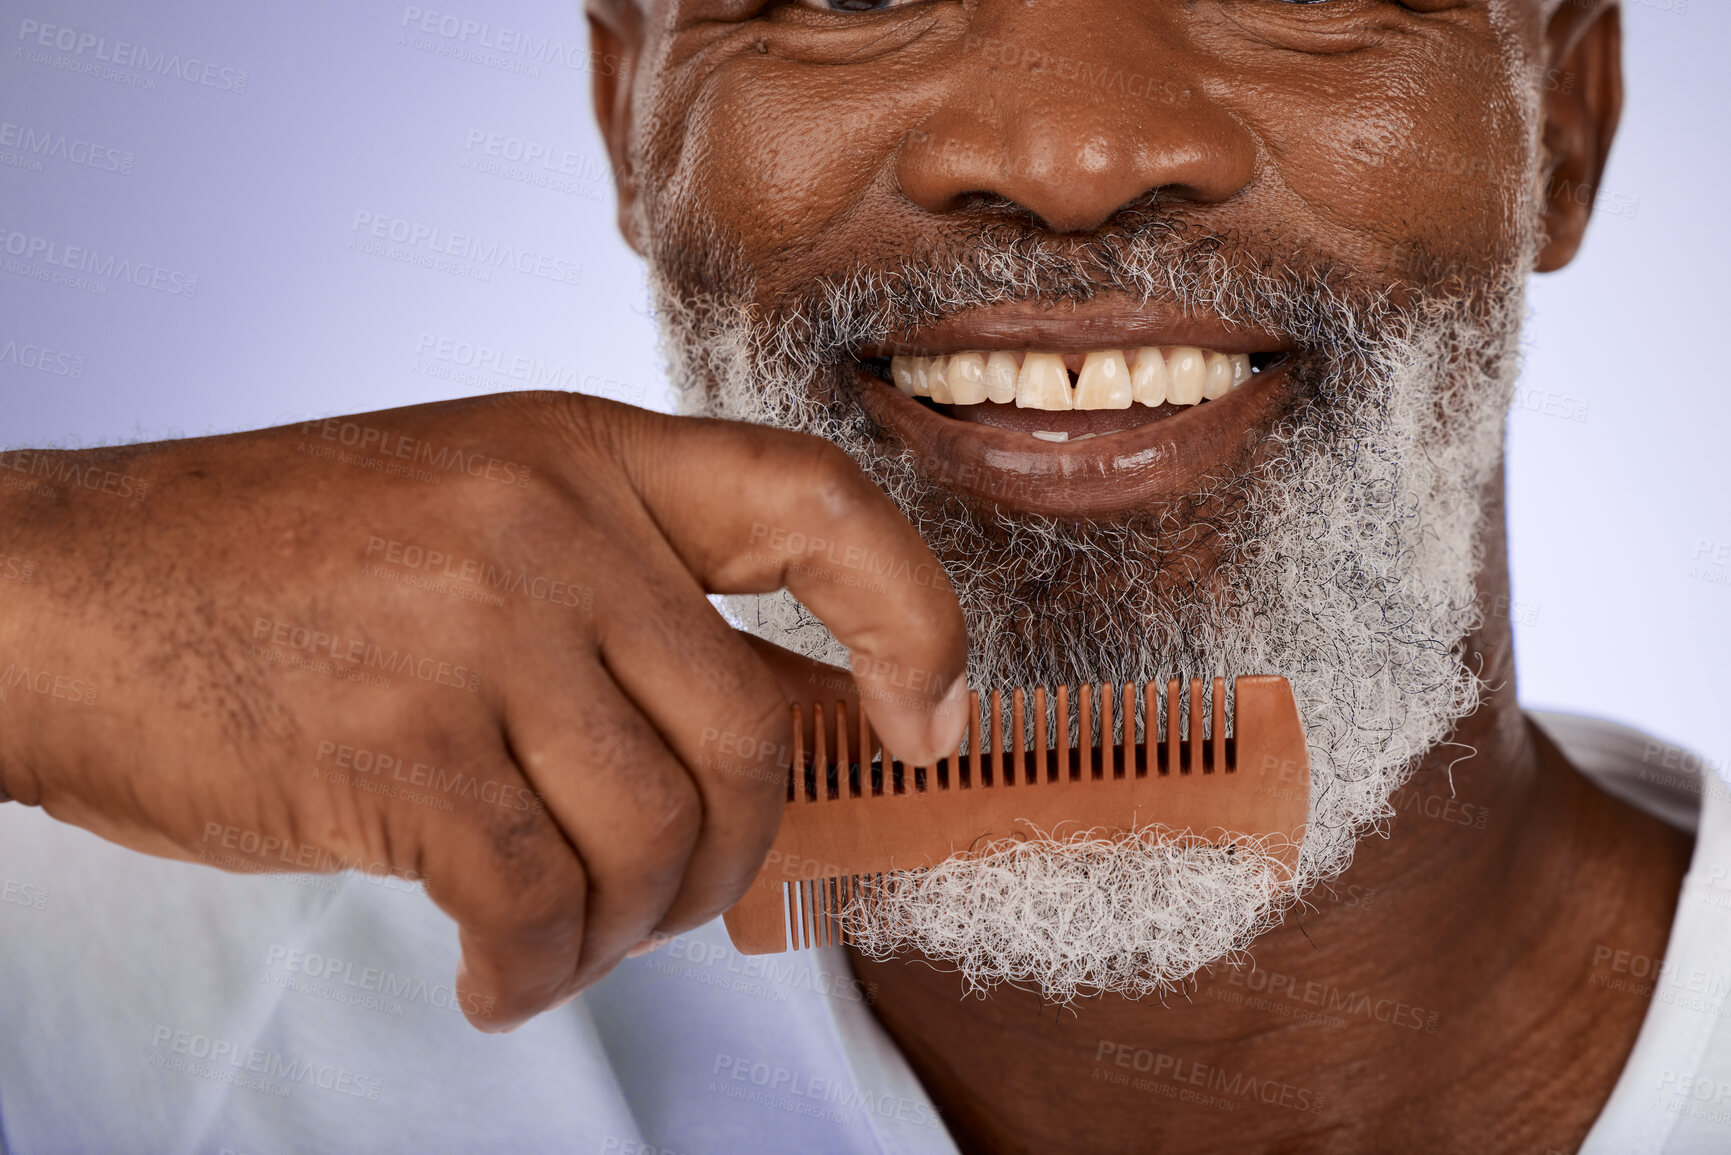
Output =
[{"x1": 0, "y1": 444, "x2": 142, "y2": 807}]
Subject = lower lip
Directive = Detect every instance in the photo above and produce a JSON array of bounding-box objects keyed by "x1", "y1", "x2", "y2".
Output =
[{"x1": 852, "y1": 360, "x2": 1298, "y2": 518}]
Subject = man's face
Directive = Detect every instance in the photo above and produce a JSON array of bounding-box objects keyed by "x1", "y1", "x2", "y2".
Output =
[
  {"x1": 590, "y1": 0, "x2": 1610, "y2": 998},
  {"x1": 618, "y1": 0, "x2": 1544, "y2": 331}
]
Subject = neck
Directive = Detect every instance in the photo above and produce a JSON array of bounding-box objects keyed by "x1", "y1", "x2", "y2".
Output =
[{"x1": 848, "y1": 476, "x2": 1692, "y2": 1154}]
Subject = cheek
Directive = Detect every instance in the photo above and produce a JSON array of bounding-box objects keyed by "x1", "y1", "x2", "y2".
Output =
[
  {"x1": 655, "y1": 55, "x2": 918, "y2": 270},
  {"x1": 1247, "y1": 68, "x2": 1534, "y2": 281}
]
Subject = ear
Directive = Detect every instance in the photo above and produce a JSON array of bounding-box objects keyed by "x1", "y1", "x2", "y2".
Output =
[
  {"x1": 1534, "y1": 1, "x2": 1623, "y2": 272},
  {"x1": 587, "y1": 0, "x2": 647, "y2": 257}
]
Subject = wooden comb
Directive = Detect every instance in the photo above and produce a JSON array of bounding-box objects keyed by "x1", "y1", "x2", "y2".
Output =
[{"x1": 722, "y1": 675, "x2": 1309, "y2": 955}]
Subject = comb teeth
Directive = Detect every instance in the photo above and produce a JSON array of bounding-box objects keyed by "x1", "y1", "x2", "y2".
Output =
[
  {"x1": 724, "y1": 675, "x2": 1309, "y2": 956},
  {"x1": 784, "y1": 873, "x2": 873, "y2": 952},
  {"x1": 793, "y1": 677, "x2": 1232, "y2": 803}
]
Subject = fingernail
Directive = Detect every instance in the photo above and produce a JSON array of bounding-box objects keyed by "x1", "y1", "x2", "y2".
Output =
[
  {"x1": 625, "y1": 937, "x2": 662, "y2": 958},
  {"x1": 926, "y1": 675, "x2": 970, "y2": 755}
]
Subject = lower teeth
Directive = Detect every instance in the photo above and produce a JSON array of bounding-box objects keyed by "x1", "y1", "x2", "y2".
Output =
[{"x1": 1028, "y1": 431, "x2": 1102, "y2": 443}]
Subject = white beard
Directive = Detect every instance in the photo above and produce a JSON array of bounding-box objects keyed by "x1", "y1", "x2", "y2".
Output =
[{"x1": 644, "y1": 214, "x2": 1533, "y2": 1000}]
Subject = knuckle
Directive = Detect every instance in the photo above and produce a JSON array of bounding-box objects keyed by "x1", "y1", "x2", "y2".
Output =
[
  {"x1": 632, "y1": 596, "x2": 745, "y2": 690},
  {"x1": 666, "y1": 836, "x2": 777, "y2": 931},
  {"x1": 666, "y1": 877, "x2": 754, "y2": 936},
  {"x1": 630, "y1": 765, "x2": 703, "y2": 850},
  {"x1": 553, "y1": 390, "x2": 646, "y2": 449},
  {"x1": 800, "y1": 438, "x2": 869, "y2": 505},
  {"x1": 461, "y1": 851, "x2": 585, "y2": 943},
  {"x1": 708, "y1": 737, "x2": 773, "y2": 798},
  {"x1": 501, "y1": 884, "x2": 586, "y2": 945},
  {"x1": 484, "y1": 818, "x2": 582, "y2": 913},
  {"x1": 698, "y1": 690, "x2": 794, "y2": 801},
  {"x1": 762, "y1": 428, "x2": 867, "y2": 508},
  {"x1": 706, "y1": 844, "x2": 780, "y2": 921},
  {"x1": 578, "y1": 701, "x2": 704, "y2": 851},
  {"x1": 506, "y1": 387, "x2": 652, "y2": 474}
]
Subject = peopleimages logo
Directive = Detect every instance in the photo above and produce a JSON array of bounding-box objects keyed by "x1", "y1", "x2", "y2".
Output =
[
  {"x1": 462, "y1": 129, "x2": 611, "y2": 181},
  {"x1": 263, "y1": 944, "x2": 498, "y2": 1019},
  {"x1": 249, "y1": 616, "x2": 484, "y2": 694},
  {"x1": 15, "y1": 19, "x2": 249, "y2": 93},
  {"x1": 0, "y1": 337, "x2": 83, "y2": 378},
  {"x1": 349, "y1": 211, "x2": 581, "y2": 288},
  {"x1": 147, "y1": 1027, "x2": 382, "y2": 1100},
  {"x1": 413, "y1": 332, "x2": 645, "y2": 404},
  {"x1": 0, "y1": 121, "x2": 133, "y2": 174},
  {"x1": 710, "y1": 1054, "x2": 945, "y2": 1131},
  {"x1": 399, "y1": 7, "x2": 620, "y2": 76},
  {"x1": 0, "y1": 225, "x2": 198, "y2": 297}
]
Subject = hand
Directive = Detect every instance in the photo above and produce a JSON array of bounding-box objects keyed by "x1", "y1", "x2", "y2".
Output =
[{"x1": 0, "y1": 392, "x2": 968, "y2": 1031}]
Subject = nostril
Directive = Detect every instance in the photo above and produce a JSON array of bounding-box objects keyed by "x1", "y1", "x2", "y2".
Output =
[{"x1": 897, "y1": 76, "x2": 1257, "y2": 235}]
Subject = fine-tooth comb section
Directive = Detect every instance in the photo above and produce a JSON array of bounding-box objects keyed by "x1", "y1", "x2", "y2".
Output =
[{"x1": 722, "y1": 675, "x2": 1310, "y2": 956}]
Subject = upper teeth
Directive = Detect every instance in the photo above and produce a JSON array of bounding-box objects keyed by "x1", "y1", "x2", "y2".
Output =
[{"x1": 890, "y1": 348, "x2": 1254, "y2": 410}]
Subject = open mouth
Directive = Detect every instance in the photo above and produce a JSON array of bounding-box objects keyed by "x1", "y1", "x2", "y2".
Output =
[
  {"x1": 847, "y1": 302, "x2": 1304, "y2": 518},
  {"x1": 860, "y1": 347, "x2": 1286, "y2": 443}
]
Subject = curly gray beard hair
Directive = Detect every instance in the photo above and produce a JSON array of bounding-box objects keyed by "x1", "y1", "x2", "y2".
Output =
[{"x1": 644, "y1": 208, "x2": 1533, "y2": 1001}]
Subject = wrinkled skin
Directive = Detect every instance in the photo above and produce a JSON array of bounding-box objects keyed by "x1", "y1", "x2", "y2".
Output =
[
  {"x1": 585, "y1": 0, "x2": 1689, "y2": 1150},
  {"x1": 0, "y1": 397, "x2": 970, "y2": 1032}
]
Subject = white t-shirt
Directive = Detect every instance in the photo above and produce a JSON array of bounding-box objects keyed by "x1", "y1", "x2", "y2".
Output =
[
  {"x1": 1548, "y1": 712, "x2": 1731, "y2": 1155},
  {"x1": 0, "y1": 714, "x2": 1718, "y2": 1154}
]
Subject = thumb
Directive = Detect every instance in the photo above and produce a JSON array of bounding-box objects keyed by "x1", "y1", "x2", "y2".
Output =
[{"x1": 614, "y1": 412, "x2": 970, "y2": 765}]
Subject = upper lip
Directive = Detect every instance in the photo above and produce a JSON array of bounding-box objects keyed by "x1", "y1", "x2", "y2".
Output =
[{"x1": 856, "y1": 299, "x2": 1296, "y2": 359}]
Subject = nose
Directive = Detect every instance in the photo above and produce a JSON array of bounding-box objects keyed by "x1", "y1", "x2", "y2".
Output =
[{"x1": 896, "y1": 25, "x2": 1256, "y2": 234}]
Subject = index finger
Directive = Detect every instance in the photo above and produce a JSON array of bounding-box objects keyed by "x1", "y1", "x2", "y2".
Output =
[{"x1": 611, "y1": 408, "x2": 969, "y2": 766}]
